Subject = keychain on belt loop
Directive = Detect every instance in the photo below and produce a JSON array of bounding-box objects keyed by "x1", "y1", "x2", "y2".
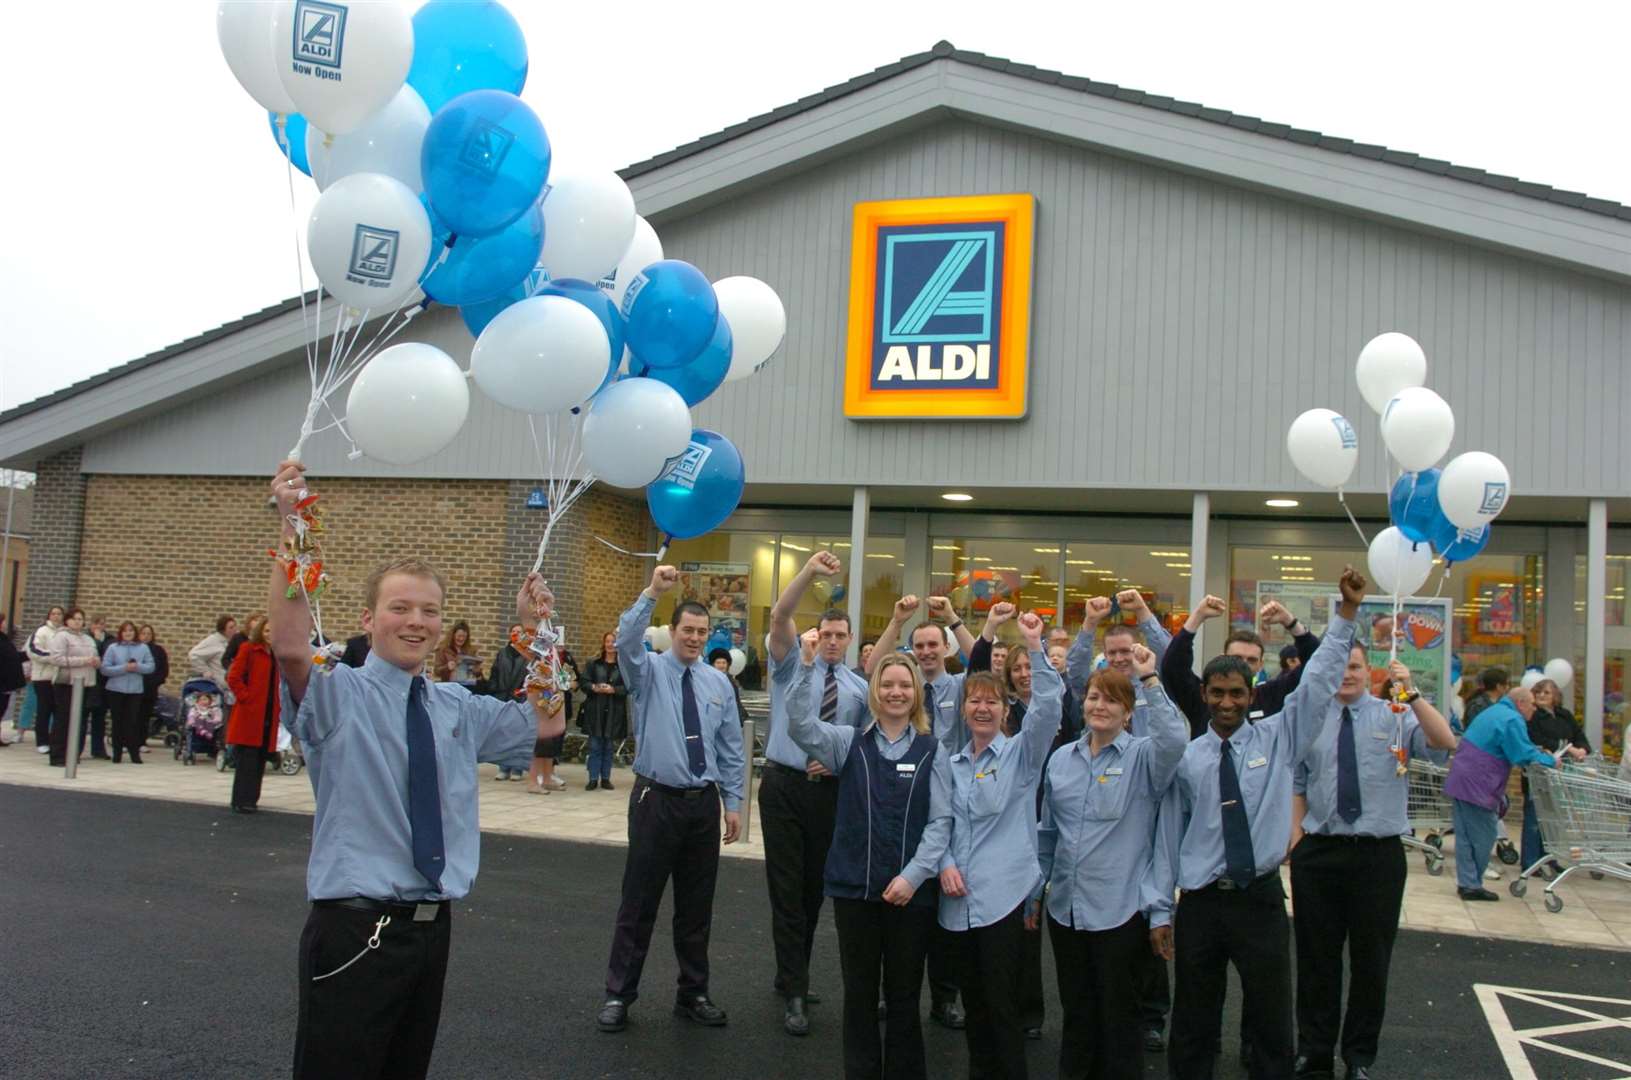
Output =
[{"x1": 312, "y1": 914, "x2": 391, "y2": 982}]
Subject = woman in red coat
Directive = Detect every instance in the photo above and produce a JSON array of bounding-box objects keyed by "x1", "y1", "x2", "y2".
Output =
[{"x1": 225, "y1": 617, "x2": 281, "y2": 814}]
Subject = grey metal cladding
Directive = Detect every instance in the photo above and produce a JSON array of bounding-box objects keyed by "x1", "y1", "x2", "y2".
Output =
[{"x1": 82, "y1": 117, "x2": 1631, "y2": 498}]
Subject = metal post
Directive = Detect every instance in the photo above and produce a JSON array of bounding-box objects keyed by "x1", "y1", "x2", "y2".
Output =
[
  {"x1": 846, "y1": 487, "x2": 870, "y2": 667},
  {"x1": 63, "y1": 681, "x2": 84, "y2": 779},
  {"x1": 739, "y1": 718, "x2": 756, "y2": 843},
  {"x1": 1585, "y1": 499, "x2": 1608, "y2": 751},
  {"x1": 1189, "y1": 492, "x2": 1211, "y2": 670}
]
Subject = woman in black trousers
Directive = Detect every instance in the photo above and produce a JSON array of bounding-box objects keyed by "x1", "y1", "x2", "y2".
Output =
[{"x1": 137, "y1": 625, "x2": 169, "y2": 739}]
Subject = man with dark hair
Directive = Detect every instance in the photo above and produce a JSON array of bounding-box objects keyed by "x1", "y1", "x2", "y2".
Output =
[
  {"x1": 1154, "y1": 568, "x2": 1366, "y2": 1080},
  {"x1": 854, "y1": 638, "x2": 877, "y2": 681},
  {"x1": 1464, "y1": 668, "x2": 1510, "y2": 730},
  {"x1": 1161, "y1": 597, "x2": 1322, "y2": 739},
  {"x1": 599, "y1": 567, "x2": 746, "y2": 1034},
  {"x1": 760, "y1": 551, "x2": 868, "y2": 1036},
  {"x1": 1279, "y1": 644, "x2": 1300, "y2": 675}
]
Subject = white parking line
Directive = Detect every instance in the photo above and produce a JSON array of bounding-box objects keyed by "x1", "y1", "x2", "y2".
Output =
[{"x1": 1476, "y1": 983, "x2": 1631, "y2": 1079}]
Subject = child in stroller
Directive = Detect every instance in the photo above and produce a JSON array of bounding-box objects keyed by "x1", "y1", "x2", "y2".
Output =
[{"x1": 181, "y1": 682, "x2": 224, "y2": 766}]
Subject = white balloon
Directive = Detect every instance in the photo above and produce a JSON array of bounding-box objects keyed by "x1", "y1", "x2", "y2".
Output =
[
  {"x1": 269, "y1": 0, "x2": 413, "y2": 136},
  {"x1": 715, "y1": 276, "x2": 788, "y2": 382},
  {"x1": 1520, "y1": 669, "x2": 1544, "y2": 691},
  {"x1": 218, "y1": 2, "x2": 296, "y2": 114},
  {"x1": 1356, "y1": 332, "x2": 1427, "y2": 414},
  {"x1": 1380, "y1": 387, "x2": 1455, "y2": 471},
  {"x1": 1437, "y1": 451, "x2": 1511, "y2": 530},
  {"x1": 728, "y1": 648, "x2": 746, "y2": 676},
  {"x1": 471, "y1": 296, "x2": 611, "y2": 415},
  {"x1": 1367, "y1": 526, "x2": 1434, "y2": 597},
  {"x1": 345, "y1": 343, "x2": 469, "y2": 464},
  {"x1": 602, "y1": 216, "x2": 663, "y2": 308},
  {"x1": 1543, "y1": 658, "x2": 1575, "y2": 690},
  {"x1": 307, "y1": 84, "x2": 430, "y2": 192},
  {"x1": 1285, "y1": 408, "x2": 1358, "y2": 488},
  {"x1": 539, "y1": 173, "x2": 637, "y2": 282},
  {"x1": 306, "y1": 173, "x2": 431, "y2": 311},
  {"x1": 643, "y1": 625, "x2": 672, "y2": 653},
  {"x1": 581, "y1": 378, "x2": 693, "y2": 487}
]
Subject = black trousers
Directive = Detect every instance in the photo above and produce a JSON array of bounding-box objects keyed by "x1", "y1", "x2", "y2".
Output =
[
  {"x1": 107, "y1": 691, "x2": 144, "y2": 761},
  {"x1": 1050, "y1": 911, "x2": 1150, "y2": 1080},
  {"x1": 1140, "y1": 938, "x2": 1172, "y2": 1034},
  {"x1": 605, "y1": 778, "x2": 721, "y2": 1004},
  {"x1": 1169, "y1": 877, "x2": 1294, "y2": 1080},
  {"x1": 833, "y1": 897, "x2": 932, "y2": 1080},
  {"x1": 928, "y1": 922, "x2": 960, "y2": 1008},
  {"x1": 294, "y1": 901, "x2": 451, "y2": 1080},
  {"x1": 759, "y1": 766, "x2": 840, "y2": 997},
  {"x1": 139, "y1": 689, "x2": 159, "y2": 737},
  {"x1": 30, "y1": 681, "x2": 55, "y2": 747},
  {"x1": 1018, "y1": 915, "x2": 1046, "y2": 1030},
  {"x1": 232, "y1": 745, "x2": 267, "y2": 808},
  {"x1": 953, "y1": 901, "x2": 1030, "y2": 1080},
  {"x1": 83, "y1": 695, "x2": 108, "y2": 756},
  {"x1": 48, "y1": 684, "x2": 78, "y2": 765},
  {"x1": 1290, "y1": 834, "x2": 1407, "y2": 1070}
]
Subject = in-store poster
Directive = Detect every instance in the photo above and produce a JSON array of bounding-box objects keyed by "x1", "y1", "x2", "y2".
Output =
[
  {"x1": 679, "y1": 562, "x2": 750, "y2": 648},
  {"x1": 1344, "y1": 596, "x2": 1453, "y2": 709},
  {"x1": 1254, "y1": 581, "x2": 1337, "y2": 646}
]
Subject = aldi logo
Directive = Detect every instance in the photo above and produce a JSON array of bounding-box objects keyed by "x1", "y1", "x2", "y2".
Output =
[
  {"x1": 846, "y1": 194, "x2": 1035, "y2": 420},
  {"x1": 1479, "y1": 482, "x2": 1508, "y2": 516},
  {"x1": 293, "y1": 1, "x2": 346, "y2": 69},
  {"x1": 658, "y1": 442, "x2": 712, "y2": 491},
  {"x1": 348, "y1": 225, "x2": 398, "y2": 282},
  {"x1": 460, "y1": 118, "x2": 515, "y2": 178}
]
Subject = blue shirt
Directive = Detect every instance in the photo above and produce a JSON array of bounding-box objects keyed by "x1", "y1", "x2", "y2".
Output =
[
  {"x1": 930, "y1": 649, "x2": 1063, "y2": 930},
  {"x1": 786, "y1": 661, "x2": 947, "y2": 890},
  {"x1": 1462, "y1": 696, "x2": 1558, "y2": 769},
  {"x1": 1300, "y1": 695, "x2": 1448, "y2": 837},
  {"x1": 1037, "y1": 683, "x2": 1187, "y2": 931},
  {"x1": 925, "y1": 670, "x2": 969, "y2": 749},
  {"x1": 766, "y1": 647, "x2": 867, "y2": 769},
  {"x1": 617, "y1": 594, "x2": 747, "y2": 811},
  {"x1": 101, "y1": 641, "x2": 155, "y2": 694},
  {"x1": 280, "y1": 652, "x2": 536, "y2": 902},
  {"x1": 1156, "y1": 614, "x2": 1355, "y2": 892},
  {"x1": 1067, "y1": 616, "x2": 1172, "y2": 738}
]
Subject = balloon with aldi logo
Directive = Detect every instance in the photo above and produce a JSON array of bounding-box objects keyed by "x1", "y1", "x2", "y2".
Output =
[
  {"x1": 1388, "y1": 468, "x2": 1447, "y2": 544},
  {"x1": 646, "y1": 429, "x2": 745, "y2": 540},
  {"x1": 1437, "y1": 451, "x2": 1511, "y2": 531},
  {"x1": 1429, "y1": 518, "x2": 1490, "y2": 565},
  {"x1": 630, "y1": 315, "x2": 731, "y2": 406},
  {"x1": 422, "y1": 90, "x2": 551, "y2": 238},
  {"x1": 406, "y1": 0, "x2": 528, "y2": 115},
  {"x1": 268, "y1": 0, "x2": 413, "y2": 136},
  {"x1": 601, "y1": 215, "x2": 662, "y2": 308},
  {"x1": 422, "y1": 200, "x2": 543, "y2": 306},
  {"x1": 622, "y1": 260, "x2": 719, "y2": 370},
  {"x1": 581, "y1": 378, "x2": 692, "y2": 487},
  {"x1": 1285, "y1": 408, "x2": 1358, "y2": 488},
  {"x1": 306, "y1": 172, "x2": 432, "y2": 311}
]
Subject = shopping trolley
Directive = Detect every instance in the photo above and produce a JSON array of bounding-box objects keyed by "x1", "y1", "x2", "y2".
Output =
[
  {"x1": 1403, "y1": 759, "x2": 1452, "y2": 875},
  {"x1": 1510, "y1": 761, "x2": 1631, "y2": 912}
]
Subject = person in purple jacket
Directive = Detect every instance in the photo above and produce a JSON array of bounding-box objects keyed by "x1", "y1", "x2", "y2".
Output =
[{"x1": 1444, "y1": 686, "x2": 1584, "y2": 900}]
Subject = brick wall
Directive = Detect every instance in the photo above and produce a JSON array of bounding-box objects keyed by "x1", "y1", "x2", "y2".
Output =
[{"x1": 22, "y1": 448, "x2": 87, "y2": 636}]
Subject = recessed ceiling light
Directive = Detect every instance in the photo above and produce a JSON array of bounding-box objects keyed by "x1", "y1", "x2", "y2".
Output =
[
  {"x1": 942, "y1": 492, "x2": 974, "y2": 502},
  {"x1": 1149, "y1": 550, "x2": 1187, "y2": 558},
  {"x1": 1066, "y1": 559, "x2": 1095, "y2": 566},
  {"x1": 1034, "y1": 547, "x2": 1061, "y2": 553},
  {"x1": 1265, "y1": 499, "x2": 1300, "y2": 509}
]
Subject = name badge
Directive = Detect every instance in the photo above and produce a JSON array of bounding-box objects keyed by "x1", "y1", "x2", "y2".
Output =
[
  {"x1": 1247, "y1": 756, "x2": 1268, "y2": 769},
  {"x1": 1248, "y1": 710, "x2": 1265, "y2": 721},
  {"x1": 896, "y1": 762, "x2": 917, "y2": 774},
  {"x1": 1371, "y1": 729, "x2": 1388, "y2": 740},
  {"x1": 1105, "y1": 767, "x2": 1124, "y2": 776}
]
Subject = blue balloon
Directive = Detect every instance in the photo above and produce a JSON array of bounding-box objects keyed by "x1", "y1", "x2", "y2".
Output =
[
  {"x1": 631, "y1": 314, "x2": 731, "y2": 406},
  {"x1": 422, "y1": 199, "x2": 543, "y2": 306},
  {"x1": 407, "y1": 1, "x2": 528, "y2": 116},
  {"x1": 622, "y1": 260, "x2": 719, "y2": 370},
  {"x1": 534, "y1": 278, "x2": 625, "y2": 396},
  {"x1": 270, "y1": 111, "x2": 310, "y2": 177},
  {"x1": 1430, "y1": 517, "x2": 1491, "y2": 564},
  {"x1": 646, "y1": 429, "x2": 745, "y2": 540},
  {"x1": 1451, "y1": 654, "x2": 1464, "y2": 685},
  {"x1": 1389, "y1": 468, "x2": 1446, "y2": 544},
  {"x1": 422, "y1": 90, "x2": 550, "y2": 238},
  {"x1": 458, "y1": 263, "x2": 549, "y2": 337}
]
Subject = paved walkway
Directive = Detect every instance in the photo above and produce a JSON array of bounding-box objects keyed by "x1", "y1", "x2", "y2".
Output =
[{"x1": 4, "y1": 736, "x2": 1628, "y2": 952}]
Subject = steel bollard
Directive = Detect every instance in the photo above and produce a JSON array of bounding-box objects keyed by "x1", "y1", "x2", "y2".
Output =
[
  {"x1": 740, "y1": 719, "x2": 756, "y2": 844},
  {"x1": 63, "y1": 682, "x2": 85, "y2": 779}
]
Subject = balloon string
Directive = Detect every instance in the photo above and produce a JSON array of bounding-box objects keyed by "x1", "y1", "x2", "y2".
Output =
[
  {"x1": 1337, "y1": 487, "x2": 1370, "y2": 549},
  {"x1": 594, "y1": 535, "x2": 665, "y2": 559}
]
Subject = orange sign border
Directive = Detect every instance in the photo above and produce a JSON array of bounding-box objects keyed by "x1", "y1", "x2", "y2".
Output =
[{"x1": 844, "y1": 193, "x2": 1035, "y2": 420}]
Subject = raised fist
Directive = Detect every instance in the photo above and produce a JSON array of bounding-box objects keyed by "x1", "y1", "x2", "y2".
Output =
[
  {"x1": 894, "y1": 595, "x2": 921, "y2": 622},
  {"x1": 1259, "y1": 600, "x2": 1294, "y2": 629},
  {"x1": 1338, "y1": 566, "x2": 1368, "y2": 606},
  {"x1": 1116, "y1": 589, "x2": 1148, "y2": 618},
  {"x1": 1017, "y1": 611, "x2": 1044, "y2": 647},
  {"x1": 1131, "y1": 643, "x2": 1157, "y2": 678},
  {"x1": 271, "y1": 460, "x2": 310, "y2": 517},
  {"x1": 926, "y1": 595, "x2": 954, "y2": 619},
  {"x1": 1196, "y1": 595, "x2": 1227, "y2": 622},
  {"x1": 799, "y1": 627, "x2": 820, "y2": 663},
  {"x1": 986, "y1": 601, "x2": 1016, "y2": 627},
  {"x1": 1084, "y1": 596, "x2": 1113, "y2": 622},
  {"x1": 808, "y1": 551, "x2": 842, "y2": 578},
  {"x1": 650, "y1": 565, "x2": 680, "y2": 595}
]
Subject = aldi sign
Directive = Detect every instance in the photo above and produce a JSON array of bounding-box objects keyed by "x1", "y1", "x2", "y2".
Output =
[{"x1": 845, "y1": 194, "x2": 1035, "y2": 419}]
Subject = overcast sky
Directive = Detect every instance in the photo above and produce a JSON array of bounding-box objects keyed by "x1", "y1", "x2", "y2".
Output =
[{"x1": 1, "y1": 0, "x2": 1627, "y2": 411}]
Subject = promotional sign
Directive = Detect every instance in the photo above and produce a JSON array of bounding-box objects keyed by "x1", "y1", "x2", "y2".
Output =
[
  {"x1": 845, "y1": 194, "x2": 1035, "y2": 419},
  {"x1": 1255, "y1": 580, "x2": 1338, "y2": 646},
  {"x1": 679, "y1": 562, "x2": 750, "y2": 647},
  {"x1": 1342, "y1": 595, "x2": 1454, "y2": 709}
]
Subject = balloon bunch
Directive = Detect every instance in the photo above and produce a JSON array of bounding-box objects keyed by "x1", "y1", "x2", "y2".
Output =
[
  {"x1": 1521, "y1": 659, "x2": 1575, "y2": 692},
  {"x1": 219, "y1": 2, "x2": 788, "y2": 615},
  {"x1": 1287, "y1": 331, "x2": 1513, "y2": 659}
]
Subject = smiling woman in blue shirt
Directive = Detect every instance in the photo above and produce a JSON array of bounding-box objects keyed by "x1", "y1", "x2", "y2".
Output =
[{"x1": 266, "y1": 459, "x2": 552, "y2": 1080}]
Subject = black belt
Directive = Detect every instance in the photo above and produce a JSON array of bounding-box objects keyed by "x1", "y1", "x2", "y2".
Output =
[
  {"x1": 638, "y1": 776, "x2": 718, "y2": 799},
  {"x1": 1308, "y1": 832, "x2": 1400, "y2": 845},
  {"x1": 316, "y1": 896, "x2": 449, "y2": 920},
  {"x1": 1186, "y1": 871, "x2": 1282, "y2": 895},
  {"x1": 764, "y1": 761, "x2": 833, "y2": 783}
]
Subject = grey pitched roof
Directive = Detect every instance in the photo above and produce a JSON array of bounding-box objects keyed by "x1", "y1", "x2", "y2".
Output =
[{"x1": 622, "y1": 40, "x2": 1631, "y2": 222}]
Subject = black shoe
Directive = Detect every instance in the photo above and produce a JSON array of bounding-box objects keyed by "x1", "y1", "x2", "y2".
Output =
[
  {"x1": 784, "y1": 996, "x2": 809, "y2": 1036},
  {"x1": 1458, "y1": 886, "x2": 1499, "y2": 901},
  {"x1": 929, "y1": 1001, "x2": 966, "y2": 1030},
  {"x1": 587, "y1": 778, "x2": 600, "y2": 791},
  {"x1": 129, "y1": 754, "x2": 142, "y2": 764},
  {"x1": 1023, "y1": 1027, "x2": 1042, "y2": 1041},
  {"x1": 674, "y1": 995, "x2": 727, "y2": 1026},
  {"x1": 601, "y1": 779, "x2": 615, "y2": 791},
  {"x1": 1346, "y1": 1066, "x2": 1373, "y2": 1080},
  {"x1": 1295, "y1": 1056, "x2": 1335, "y2": 1079},
  {"x1": 91, "y1": 753, "x2": 109, "y2": 760},
  {"x1": 1143, "y1": 1028, "x2": 1167, "y2": 1052},
  {"x1": 597, "y1": 998, "x2": 628, "y2": 1033},
  {"x1": 231, "y1": 804, "x2": 258, "y2": 815}
]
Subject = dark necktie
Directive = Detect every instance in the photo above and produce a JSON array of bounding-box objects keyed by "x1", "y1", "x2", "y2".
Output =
[
  {"x1": 1337, "y1": 706, "x2": 1363, "y2": 825},
  {"x1": 406, "y1": 677, "x2": 445, "y2": 891},
  {"x1": 1218, "y1": 738, "x2": 1256, "y2": 888},
  {"x1": 681, "y1": 667, "x2": 707, "y2": 777},
  {"x1": 821, "y1": 664, "x2": 839, "y2": 725}
]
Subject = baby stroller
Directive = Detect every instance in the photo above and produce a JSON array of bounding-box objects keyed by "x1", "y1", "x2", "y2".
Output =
[{"x1": 174, "y1": 679, "x2": 225, "y2": 766}]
